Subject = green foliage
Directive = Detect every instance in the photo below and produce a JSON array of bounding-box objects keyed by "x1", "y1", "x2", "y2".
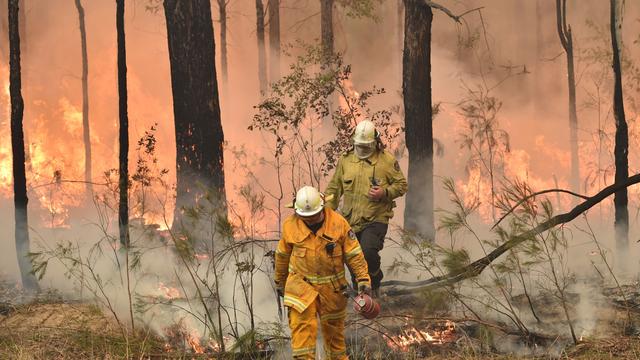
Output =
[
  {"x1": 337, "y1": 0, "x2": 383, "y2": 20},
  {"x1": 458, "y1": 86, "x2": 510, "y2": 177},
  {"x1": 440, "y1": 248, "x2": 471, "y2": 274},
  {"x1": 251, "y1": 42, "x2": 399, "y2": 183},
  {"x1": 437, "y1": 177, "x2": 480, "y2": 237},
  {"x1": 144, "y1": 0, "x2": 162, "y2": 14},
  {"x1": 418, "y1": 288, "x2": 453, "y2": 314}
]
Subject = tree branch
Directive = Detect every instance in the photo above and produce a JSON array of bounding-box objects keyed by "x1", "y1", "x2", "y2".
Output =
[
  {"x1": 491, "y1": 188, "x2": 590, "y2": 230},
  {"x1": 383, "y1": 174, "x2": 640, "y2": 295},
  {"x1": 422, "y1": 1, "x2": 482, "y2": 23},
  {"x1": 556, "y1": 0, "x2": 569, "y2": 50}
]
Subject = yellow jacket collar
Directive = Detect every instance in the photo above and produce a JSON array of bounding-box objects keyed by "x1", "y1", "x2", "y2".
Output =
[{"x1": 292, "y1": 208, "x2": 341, "y2": 242}]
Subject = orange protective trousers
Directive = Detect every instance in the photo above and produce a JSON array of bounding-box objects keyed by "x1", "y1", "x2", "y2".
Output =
[{"x1": 289, "y1": 293, "x2": 348, "y2": 359}]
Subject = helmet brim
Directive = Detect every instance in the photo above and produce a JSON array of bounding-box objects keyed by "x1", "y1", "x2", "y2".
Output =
[{"x1": 295, "y1": 206, "x2": 324, "y2": 217}]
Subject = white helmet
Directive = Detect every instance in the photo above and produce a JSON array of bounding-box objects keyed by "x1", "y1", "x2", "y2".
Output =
[
  {"x1": 352, "y1": 120, "x2": 377, "y2": 145},
  {"x1": 294, "y1": 186, "x2": 324, "y2": 217}
]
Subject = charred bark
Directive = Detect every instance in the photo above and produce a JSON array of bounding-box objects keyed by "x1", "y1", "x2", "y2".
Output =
[
  {"x1": 402, "y1": 0, "x2": 434, "y2": 241},
  {"x1": 397, "y1": 0, "x2": 403, "y2": 77},
  {"x1": 18, "y1": 0, "x2": 25, "y2": 53},
  {"x1": 256, "y1": 0, "x2": 267, "y2": 94},
  {"x1": 163, "y1": 0, "x2": 227, "y2": 235},
  {"x1": 320, "y1": 0, "x2": 334, "y2": 61},
  {"x1": 116, "y1": 0, "x2": 129, "y2": 247},
  {"x1": 74, "y1": 0, "x2": 92, "y2": 195},
  {"x1": 216, "y1": 0, "x2": 228, "y2": 85},
  {"x1": 9, "y1": 0, "x2": 38, "y2": 292},
  {"x1": 556, "y1": 0, "x2": 579, "y2": 194},
  {"x1": 610, "y1": 0, "x2": 628, "y2": 253},
  {"x1": 268, "y1": 0, "x2": 280, "y2": 81}
]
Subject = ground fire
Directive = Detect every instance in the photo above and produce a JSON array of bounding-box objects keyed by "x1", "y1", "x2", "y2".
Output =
[{"x1": 1, "y1": 0, "x2": 640, "y2": 359}]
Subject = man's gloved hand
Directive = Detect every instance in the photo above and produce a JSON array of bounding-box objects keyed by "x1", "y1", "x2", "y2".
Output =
[{"x1": 358, "y1": 283, "x2": 372, "y2": 296}]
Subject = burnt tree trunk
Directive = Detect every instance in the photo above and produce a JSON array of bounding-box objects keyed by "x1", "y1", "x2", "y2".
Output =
[
  {"x1": 556, "y1": 0, "x2": 579, "y2": 195},
  {"x1": 18, "y1": 0, "x2": 25, "y2": 53},
  {"x1": 163, "y1": 0, "x2": 227, "y2": 235},
  {"x1": 268, "y1": 0, "x2": 280, "y2": 81},
  {"x1": 610, "y1": 0, "x2": 628, "y2": 253},
  {"x1": 216, "y1": 0, "x2": 228, "y2": 85},
  {"x1": 397, "y1": 0, "x2": 403, "y2": 78},
  {"x1": 9, "y1": 0, "x2": 38, "y2": 292},
  {"x1": 256, "y1": 0, "x2": 267, "y2": 94},
  {"x1": 402, "y1": 0, "x2": 434, "y2": 241},
  {"x1": 116, "y1": 0, "x2": 129, "y2": 247},
  {"x1": 320, "y1": 0, "x2": 334, "y2": 61},
  {"x1": 75, "y1": 0, "x2": 92, "y2": 195}
]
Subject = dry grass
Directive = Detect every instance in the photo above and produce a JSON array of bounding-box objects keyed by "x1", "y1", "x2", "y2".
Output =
[
  {"x1": 0, "y1": 301, "x2": 166, "y2": 359},
  {"x1": 1, "y1": 298, "x2": 639, "y2": 359}
]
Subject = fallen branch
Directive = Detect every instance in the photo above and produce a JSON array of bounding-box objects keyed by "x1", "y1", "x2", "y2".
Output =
[
  {"x1": 383, "y1": 174, "x2": 640, "y2": 295},
  {"x1": 492, "y1": 188, "x2": 589, "y2": 230}
]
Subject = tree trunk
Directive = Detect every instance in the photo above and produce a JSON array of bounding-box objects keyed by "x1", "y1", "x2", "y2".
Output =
[
  {"x1": 268, "y1": 0, "x2": 280, "y2": 81},
  {"x1": 9, "y1": 0, "x2": 38, "y2": 292},
  {"x1": 402, "y1": 0, "x2": 434, "y2": 241},
  {"x1": 610, "y1": 0, "x2": 628, "y2": 253},
  {"x1": 163, "y1": 0, "x2": 227, "y2": 236},
  {"x1": 256, "y1": 0, "x2": 267, "y2": 94},
  {"x1": 116, "y1": 0, "x2": 129, "y2": 247},
  {"x1": 556, "y1": 0, "x2": 579, "y2": 194},
  {"x1": 320, "y1": 0, "x2": 334, "y2": 61},
  {"x1": 18, "y1": 0, "x2": 25, "y2": 53},
  {"x1": 216, "y1": 0, "x2": 228, "y2": 85},
  {"x1": 534, "y1": 0, "x2": 545, "y2": 116},
  {"x1": 75, "y1": 0, "x2": 92, "y2": 195},
  {"x1": 397, "y1": 0, "x2": 403, "y2": 78}
]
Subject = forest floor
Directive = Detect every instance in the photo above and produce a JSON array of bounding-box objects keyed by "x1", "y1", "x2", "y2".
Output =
[{"x1": 2, "y1": 277, "x2": 640, "y2": 359}]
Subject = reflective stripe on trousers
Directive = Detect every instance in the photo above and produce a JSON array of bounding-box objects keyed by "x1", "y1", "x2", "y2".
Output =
[{"x1": 289, "y1": 296, "x2": 348, "y2": 360}]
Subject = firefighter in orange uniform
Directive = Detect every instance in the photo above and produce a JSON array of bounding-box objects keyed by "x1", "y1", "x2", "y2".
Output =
[{"x1": 275, "y1": 186, "x2": 371, "y2": 359}]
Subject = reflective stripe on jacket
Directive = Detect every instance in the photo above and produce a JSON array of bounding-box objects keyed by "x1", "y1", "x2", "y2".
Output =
[{"x1": 274, "y1": 208, "x2": 371, "y2": 312}]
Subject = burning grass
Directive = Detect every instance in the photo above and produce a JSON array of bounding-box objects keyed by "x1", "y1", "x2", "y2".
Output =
[
  {"x1": 1, "y1": 285, "x2": 640, "y2": 359},
  {"x1": 386, "y1": 320, "x2": 457, "y2": 351}
]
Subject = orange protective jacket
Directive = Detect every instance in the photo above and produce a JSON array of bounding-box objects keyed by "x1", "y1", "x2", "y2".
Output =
[{"x1": 274, "y1": 207, "x2": 371, "y2": 313}]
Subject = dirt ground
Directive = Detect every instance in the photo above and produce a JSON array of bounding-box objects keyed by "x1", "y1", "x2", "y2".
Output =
[{"x1": 2, "y1": 277, "x2": 640, "y2": 359}]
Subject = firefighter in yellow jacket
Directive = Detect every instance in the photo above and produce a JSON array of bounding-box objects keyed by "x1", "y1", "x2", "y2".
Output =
[
  {"x1": 275, "y1": 186, "x2": 371, "y2": 359},
  {"x1": 325, "y1": 120, "x2": 408, "y2": 295}
]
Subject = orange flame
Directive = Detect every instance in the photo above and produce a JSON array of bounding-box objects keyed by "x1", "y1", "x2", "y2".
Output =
[
  {"x1": 187, "y1": 331, "x2": 205, "y2": 354},
  {"x1": 158, "y1": 282, "x2": 181, "y2": 299},
  {"x1": 386, "y1": 321, "x2": 456, "y2": 351}
]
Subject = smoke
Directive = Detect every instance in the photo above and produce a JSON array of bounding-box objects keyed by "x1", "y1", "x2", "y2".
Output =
[{"x1": 0, "y1": 0, "x2": 639, "y2": 355}]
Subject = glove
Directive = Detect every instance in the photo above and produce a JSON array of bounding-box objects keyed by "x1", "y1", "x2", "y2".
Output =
[{"x1": 358, "y1": 283, "x2": 371, "y2": 296}]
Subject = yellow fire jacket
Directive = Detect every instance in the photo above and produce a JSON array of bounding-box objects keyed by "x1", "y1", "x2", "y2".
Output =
[
  {"x1": 325, "y1": 149, "x2": 408, "y2": 233},
  {"x1": 274, "y1": 208, "x2": 371, "y2": 313}
]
